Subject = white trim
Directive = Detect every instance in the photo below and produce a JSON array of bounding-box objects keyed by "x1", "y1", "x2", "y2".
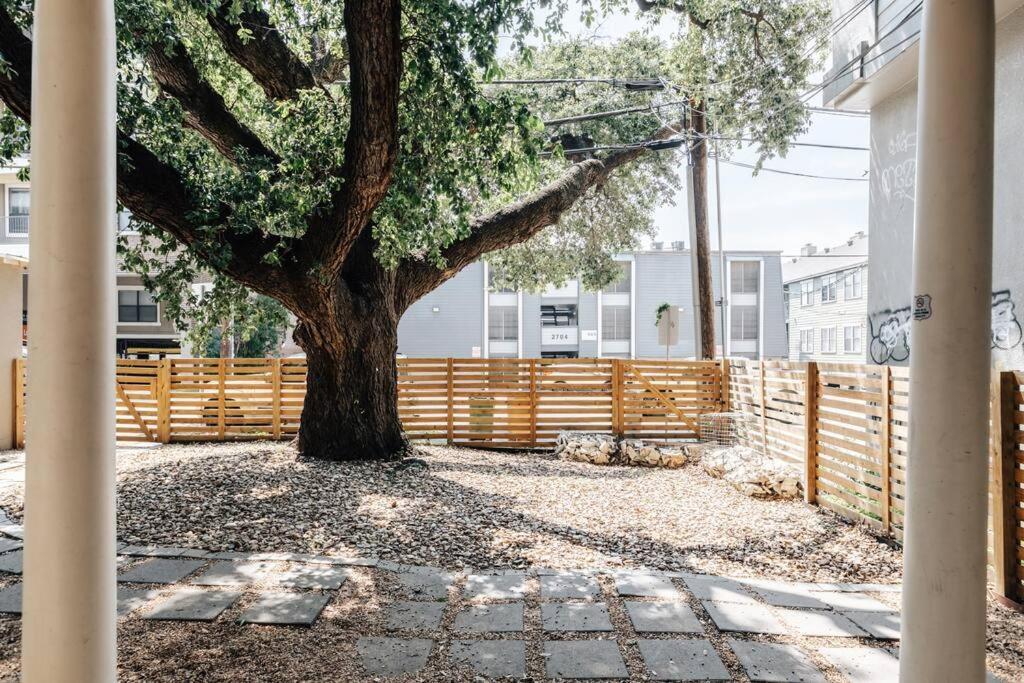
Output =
[
  {"x1": 115, "y1": 333, "x2": 179, "y2": 340},
  {"x1": 5, "y1": 184, "x2": 30, "y2": 237},
  {"x1": 596, "y1": 290, "x2": 603, "y2": 358},
  {"x1": 517, "y1": 290, "x2": 523, "y2": 358},
  {"x1": 724, "y1": 256, "x2": 765, "y2": 358},
  {"x1": 629, "y1": 259, "x2": 636, "y2": 359},
  {"x1": 116, "y1": 284, "x2": 162, "y2": 326},
  {"x1": 481, "y1": 263, "x2": 489, "y2": 358}
]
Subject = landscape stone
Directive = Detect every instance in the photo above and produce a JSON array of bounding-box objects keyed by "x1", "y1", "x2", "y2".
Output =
[
  {"x1": 615, "y1": 573, "x2": 679, "y2": 599},
  {"x1": 625, "y1": 601, "x2": 703, "y2": 634},
  {"x1": 453, "y1": 603, "x2": 524, "y2": 632},
  {"x1": 0, "y1": 551, "x2": 22, "y2": 574},
  {"x1": 238, "y1": 592, "x2": 331, "y2": 626},
  {"x1": 638, "y1": 639, "x2": 730, "y2": 681},
  {"x1": 383, "y1": 601, "x2": 447, "y2": 631},
  {"x1": 539, "y1": 573, "x2": 600, "y2": 599},
  {"x1": 841, "y1": 610, "x2": 901, "y2": 640},
  {"x1": 143, "y1": 587, "x2": 241, "y2": 621},
  {"x1": 543, "y1": 640, "x2": 628, "y2": 679},
  {"x1": 117, "y1": 587, "x2": 161, "y2": 617},
  {"x1": 464, "y1": 573, "x2": 530, "y2": 600},
  {"x1": 541, "y1": 602, "x2": 613, "y2": 632},
  {"x1": 450, "y1": 640, "x2": 527, "y2": 679},
  {"x1": 118, "y1": 558, "x2": 206, "y2": 584},
  {"x1": 728, "y1": 640, "x2": 825, "y2": 682},
  {"x1": 776, "y1": 608, "x2": 868, "y2": 637},
  {"x1": 356, "y1": 637, "x2": 432, "y2": 676},
  {"x1": 818, "y1": 647, "x2": 899, "y2": 683},
  {"x1": 191, "y1": 560, "x2": 279, "y2": 586},
  {"x1": 277, "y1": 564, "x2": 350, "y2": 590},
  {"x1": 684, "y1": 576, "x2": 757, "y2": 604},
  {"x1": 702, "y1": 601, "x2": 787, "y2": 635}
]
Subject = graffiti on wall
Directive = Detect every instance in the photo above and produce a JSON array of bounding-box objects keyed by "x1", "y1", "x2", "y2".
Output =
[
  {"x1": 877, "y1": 131, "x2": 917, "y2": 205},
  {"x1": 868, "y1": 290, "x2": 1023, "y2": 364}
]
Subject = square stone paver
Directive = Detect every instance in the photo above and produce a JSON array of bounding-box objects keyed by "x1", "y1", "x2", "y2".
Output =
[
  {"x1": 117, "y1": 587, "x2": 160, "y2": 617},
  {"x1": 818, "y1": 647, "x2": 898, "y2": 683},
  {"x1": 728, "y1": 640, "x2": 825, "y2": 682},
  {"x1": 615, "y1": 573, "x2": 680, "y2": 599},
  {"x1": 277, "y1": 564, "x2": 349, "y2": 590},
  {"x1": 0, "y1": 551, "x2": 22, "y2": 574},
  {"x1": 394, "y1": 568, "x2": 455, "y2": 600},
  {"x1": 743, "y1": 581, "x2": 831, "y2": 609},
  {"x1": 813, "y1": 591, "x2": 894, "y2": 612},
  {"x1": 357, "y1": 637, "x2": 432, "y2": 677},
  {"x1": 776, "y1": 608, "x2": 868, "y2": 638},
  {"x1": 384, "y1": 601, "x2": 447, "y2": 631},
  {"x1": 451, "y1": 640, "x2": 526, "y2": 679},
  {"x1": 135, "y1": 546, "x2": 209, "y2": 559},
  {"x1": 684, "y1": 576, "x2": 757, "y2": 604},
  {"x1": 541, "y1": 602, "x2": 613, "y2": 632},
  {"x1": 539, "y1": 573, "x2": 600, "y2": 599},
  {"x1": 638, "y1": 639, "x2": 730, "y2": 681},
  {"x1": 464, "y1": 573, "x2": 530, "y2": 600},
  {"x1": 143, "y1": 587, "x2": 241, "y2": 621},
  {"x1": 543, "y1": 640, "x2": 628, "y2": 679},
  {"x1": 238, "y1": 592, "x2": 331, "y2": 626},
  {"x1": 0, "y1": 583, "x2": 20, "y2": 613},
  {"x1": 625, "y1": 601, "x2": 703, "y2": 634},
  {"x1": 702, "y1": 601, "x2": 787, "y2": 635},
  {"x1": 190, "y1": 560, "x2": 279, "y2": 586},
  {"x1": 841, "y1": 610, "x2": 901, "y2": 640},
  {"x1": 0, "y1": 539, "x2": 21, "y2": 554},
  {"x1": 454, "y1": 603, "x2": 523, "y2": 632},
  {"x1": 118, "y1": 558, "x2": 206, "y2": 584}
]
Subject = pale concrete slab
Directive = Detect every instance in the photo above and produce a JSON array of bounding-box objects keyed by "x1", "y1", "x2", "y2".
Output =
[
  {"x1": 743, "y1": 581, "x2": 831, "y2": 609},
  {"x1": 0, "y1": 550, "x2": 21, "y2": 574},
  {"x1": 384, "y1": 601, "x2": 447, "y2": 631},
  {"x1": 238, "y1": 592, "x2": 331, "y2": 626},
  {"x1": 615, "y1": 573, "x2": 680, "y2": 599},
  {"x1": 638, "y1": 639, "x2": 730, "y2": 681},
  {"x1": 190, "y1": 560, "x2": 279, "y2": 586},
  {"x1": 543, "y1": 640, "x2": 628, "y2": 679},
  {"x1": 812, "y1": 591, "x2": 894, "y2": 612},
  {"x1": 277, "y1": 564, "x2": 349, "y2": 590},
  {"x1": 133, "y1": 547, "x2": 209, "y2": 559},
  {"x1": 625, "y1": 601, "x2": 703, "y2": 634},
  {"x1": 818, "y1": 647, "x2": 899, "y2": 683},
  {"x1": 702, "y1": 601, "x2": 787, "y2": 635},
  {"x1": 684, "y1": 576, "x2": 758, "y2": 604},
  {"x1": 0, "y1": 538, "x2": 21, "y2": 554},
  {"x1": 728, "y1": 640, "x2": 825, "y2": 682},
  {"x1": 841, "y1": 610, "x2": 901, "y2": 640},
  {"x1": 450, "y1": 640, "x2": 527, "y2": 679},
  {"x1": 541, "y1": 602, "x2": 613, "y2": 632},
  {"x1": 464, "y1": 573, "x2": 530, "y2": 600},
  {"x1": 118, "y1": 558, "x2": 206, "y2": 584},
  {"x1": 453, "y1": 603, "x2": 524, "y2": 632},
  {"x1": 357, "y1": 637, "x2": 432, "y2": 677},
  {"x1": 0, "y1": 583, "x2": 19, "y2": 613},
  {"x1": 539, "y1": 573, "x2": 600, "y2": 599},
  {"x1": 776, "y1": 608, "x2": 868, "y2": 637},
  {"x1": 143, "y1": 587, "x2": 241, "y2": 621},
  {"x1": 117, "y1": 587, "x2": 160, "y2": 617}
]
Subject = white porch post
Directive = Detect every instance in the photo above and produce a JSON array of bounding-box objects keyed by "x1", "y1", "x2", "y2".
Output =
[
  {"x1": 901, "y1": 1, "x2": 994, "y2": 682},
  {"x1": 22, "y1": 0, "x2": 117, "y2": 680}
]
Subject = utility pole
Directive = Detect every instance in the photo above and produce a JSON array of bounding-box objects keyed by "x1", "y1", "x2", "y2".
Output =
[
  {"x1": 687, "y1": 101, "x2": 717, "y2": 360},
  {"x1": 686, "y1": 145, "x2": 702, "y2": 359},
  {"x1": 714, "y1": 138, "x2": 727, "y2": 357}
]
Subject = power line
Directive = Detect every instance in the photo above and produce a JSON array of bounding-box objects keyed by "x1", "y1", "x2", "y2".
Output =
[
  {"x1": 543, "y1": 100, "x2": 686, "y2": 126},
  {"x1": 715, "y1": 157, "x2": 869, "y2": 181}
]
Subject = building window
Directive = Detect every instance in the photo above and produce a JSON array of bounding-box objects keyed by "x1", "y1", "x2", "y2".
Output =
[
  {"x1": 800, "y1": 280, "x2": 814, "y2": 307},
  {"x1": 118, "y1": 289, "x2": 158, "y2": 323},
  {"x1": 820, "y1": 273, "x2": 837, "y2": 303},
  {"x1": 844, "y1": 325, "x2": 862, "y2": 353},
  {"x1": 488, "y1": 305, "x2": 518, "y2": 341},
  {"x1": 541, "y1": 304, "x2": 577, "y2": 326},
  {"x1": 604, "y1": 262, "x2": 631, "y2": 294},
  {"x1": 730, "y1": 306, "x2": 758, "y2": 341},
  {"x1": 7, "y1": 188, "x2": 29, "y2": 235},
  {"x1": 844, "y1": 268, "x2": 862, "y2": 299},
  {"x1": 602, "y1": 305, "x2": 630, "y2": 340},
  {"x1": 799, "y1": 329, "x2": 813, "y2": 353},
  {"x1": 730, "y1": 261, "x2": 760, "y2": 294},
  {"x1": 820, "y1": 326, "x2": 837, "y2": 353},
  {"x1": 487, "y1": 268, "x2": 516, "y2": 293}
]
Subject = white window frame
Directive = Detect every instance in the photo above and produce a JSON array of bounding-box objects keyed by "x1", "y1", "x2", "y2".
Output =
[
  {"x1": 820, "y1": 326, "x2": 837, "y2": 354},
  {"x1": 799, "y1": 329, "x2": 814, "y2": 354},
  {"x1": 820, "y1": 273, "x2": 838, "y2": 304},
  {"x1": 843, "y1": 325, "x2": 862, "y2": 353},
  {"x1": 117, "y1": 285, "x2": 161, "y2": 326},
  {"x1": 5, "y1": 184, "x2": 30, "y2": 237},
  {"x1": 724, "y1": 256, "x2": 765, "y2": 357},
  {"x1": 843, "y1": 268, "x2": 863, "y2": 300},
  {"x1": 800, "y1": 280, "x2": 814, "y2": 307}
]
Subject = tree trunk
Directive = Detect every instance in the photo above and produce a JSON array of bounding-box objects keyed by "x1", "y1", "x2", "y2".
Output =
[
  {"x1": 690, "y1": 102, "x2": 717, "y2": 360},
  {"x1": 292, "y1": 298, "x2": 410, "y2": 461}
]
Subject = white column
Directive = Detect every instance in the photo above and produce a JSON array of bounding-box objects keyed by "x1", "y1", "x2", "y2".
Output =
[
  {"x1": 900, "y1": 2, "x2": 994, "y2": 682},
  {"x1": 22, "y1": 0, "x2": 116, "y2": 680}
]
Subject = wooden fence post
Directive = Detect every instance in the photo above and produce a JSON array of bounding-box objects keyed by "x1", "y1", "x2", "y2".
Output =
[
  {"x1": 157, "y1": 358, "x2": 171, "y2": 444},
  {"x1": 11, "y1": 358, "x2": 23, "y2": 449},
  {"x1": 803, "y1": 361, "x2": 818, "y2": 505},
  {"x1": 880, "y1": 365, "x2": 892, "y2": 534},
  {"x1": 719, "y1": 357, "x2": 730, "y2": 412},
  {"x1": 446, "y1": 358, "x2": 454, "y2": 445},
  {"x1": 991, "y1": 370, "x2": 1021, "y2": 605},
  {"x1": 759, "y1": 361, "x2": 768, "y2": 452},
  {"x1": 612, "y1": 360, "x2": 623, "y2": 438},
  {"x1": 271, "y1": 358, "x2": 282, "y2": 440},
  {"x1": 217, "y1": 358, "x2": 227, "y2": 441},
  {"x1": 529, "y1": 359, "x2": 538, "y2": 447}
]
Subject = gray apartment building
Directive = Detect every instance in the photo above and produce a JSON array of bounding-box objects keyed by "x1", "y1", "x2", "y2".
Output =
[
  {"x1": 825, "y1": 0, "x2": 1024, "y2": 368},
  {"x1": 782, "y1": 232, "x2": 868, "y2": 362},
  {"x1": 397, "y1": 246, "x2": 787, "y2": 360}
]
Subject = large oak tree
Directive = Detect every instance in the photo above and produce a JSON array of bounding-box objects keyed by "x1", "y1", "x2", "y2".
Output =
[{"x1": 0, "y1": 0, "x2": 827, "y2": 460}]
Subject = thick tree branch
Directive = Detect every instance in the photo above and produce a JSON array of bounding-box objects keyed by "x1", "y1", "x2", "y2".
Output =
[
  {"x1": 395, "y1": 123, "x2": 680, "y2": 308},
  {"x1": 204, "y1": 2, "x2": 318, "y2": 100},
  {"x1": 295, "y1": 0, "x2": 402, "y2": 283},
  {"x1": 146, "y1": 39, "x2": 278, "y2": 164}
]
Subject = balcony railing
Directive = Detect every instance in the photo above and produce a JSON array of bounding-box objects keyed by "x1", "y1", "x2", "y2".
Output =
[{"x1": 4, "y1": 215, "x2": 29, "y2": 236}]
